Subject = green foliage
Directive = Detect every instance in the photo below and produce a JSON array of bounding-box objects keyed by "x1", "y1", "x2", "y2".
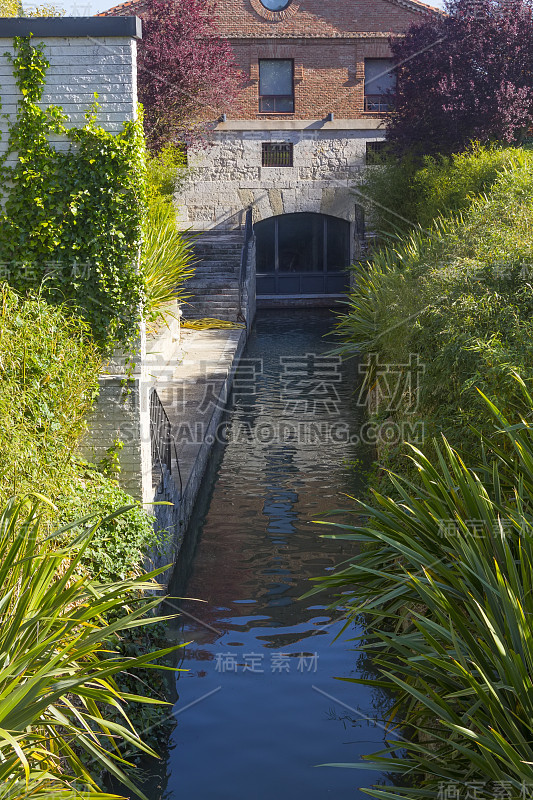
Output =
[
  {"x1": 141, "y1": 143, "x2": 195, "y2": 322},
  {"x1": 0, "y1": 283, "x2": 100, "y2": 504},
  {"x1": 0, "y1": 494, "x2": 180, "y2": 800},
  {"x1": 358, "y1": 144, "x2": 522, "y2": 239},
  {"x1": 309, "y1": 383, "x2": 533, "y2": 796},
  {"x1": 0, "y1": 284, "x2": 156, "y2": 588},
  {"x1": 340, "y1": 146, "x2": 533, "y2": 461},
  {"x1": 142, "y1": 202, "x2": 195, "y2": 321},
  {"x1": 97, "y1": 438, "x2": 124, "y2": 481},
  {"x1": 56, "y1": 463, "x2": 159, "y2": 583},
  {"x1": 22, "y1": 4, "x2": 65, "y2": 15},
  {"x1": 0, "y1": 36, "x2": 147, "y2": 350},
  {"x1": 0, "y1": 0, "x2": 21, "y2": 14},
  {"x1": 145, "y1": 142, "x2": 187, "y2": 207}
]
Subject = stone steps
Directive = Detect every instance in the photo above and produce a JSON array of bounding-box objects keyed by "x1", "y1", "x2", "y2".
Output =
[
  {"x1": 185, "y1": 281, "x2": 239, "y2": 293},
  {"x1": 187, "y1": 260, "x2": 240, "y2": 277},
  {"x1": 185, "y1": 231, "x2": 244, "y2": 321}
]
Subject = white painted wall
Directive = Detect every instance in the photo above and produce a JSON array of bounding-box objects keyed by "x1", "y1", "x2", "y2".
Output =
[{"x1": 0, "y1": 35, "x2": 137, "y2": 160}]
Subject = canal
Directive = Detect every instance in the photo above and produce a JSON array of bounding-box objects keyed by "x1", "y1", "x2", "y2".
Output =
[{"x1": 148, "y1": 309, "x2": 387, "y2": 799}]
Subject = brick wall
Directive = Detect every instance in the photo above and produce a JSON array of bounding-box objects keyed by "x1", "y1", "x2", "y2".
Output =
[
  {"x1": 214, "y1": 0, "x2": 439, "y2": 120},
  {"x1": 102, "y1": 0, "x2": 440, "y2": 121},
  {"x1": 214, "y1": 0, "x2": 436, "y2": 39},
  {"x1": 232, "y1": 38, "x2": 396, "y2": 119}
]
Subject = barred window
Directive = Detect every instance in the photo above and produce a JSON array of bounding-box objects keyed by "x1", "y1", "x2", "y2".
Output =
[
  {"x1": 366, "y1": 141, "x2": 387, "y2": 164},
  {"x1": 262, "y1": 142, "x2": 294, "y2": 167}
]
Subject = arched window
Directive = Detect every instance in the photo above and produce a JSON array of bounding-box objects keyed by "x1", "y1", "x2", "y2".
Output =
[{"x1": 259, "y1": 0, "x2": 291, "y2": 9}]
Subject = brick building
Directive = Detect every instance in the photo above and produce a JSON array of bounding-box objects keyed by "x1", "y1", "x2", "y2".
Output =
[{"x1": 104, "y1": 0, "x2": 439, "y2": 312}]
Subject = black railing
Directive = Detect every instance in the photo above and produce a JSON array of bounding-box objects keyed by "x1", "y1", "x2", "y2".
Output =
[
  {"x1": 237, "y1": 206, "x2": 254, "y2": 324},
  {"x1": 150, "y1": 388, "x2": 183, "y2": 499}
]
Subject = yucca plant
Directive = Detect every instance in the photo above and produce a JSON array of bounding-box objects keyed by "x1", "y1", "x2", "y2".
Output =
[
  {"x1": 0, "y1": 494, "x2": 179, "y2": 799},
  {"x1": 142, "y1": 201, "x2": 196, "y2": 322},
  {"x1": 309, "y1": 379, "x2": 533, "y2": 797}
]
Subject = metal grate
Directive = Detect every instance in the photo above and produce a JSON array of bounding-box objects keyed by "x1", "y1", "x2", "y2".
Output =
[
  {"x1": 262, "y1": 142, "x2": 294, "y2": 167},
  {"x1": 150, "y1": 389, "x2": 172, "y2": 475},
  {"x1": 366, "y1": 141, "x2": 387, "y2": 165}
]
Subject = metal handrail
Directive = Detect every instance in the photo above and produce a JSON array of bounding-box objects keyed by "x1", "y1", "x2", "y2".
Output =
[
  {"x1": 149, "y1": 388, "x2": 183, "y2": 500},
  {"x1": 237, "y1": 206, "x2": 253, "y2": 324}
]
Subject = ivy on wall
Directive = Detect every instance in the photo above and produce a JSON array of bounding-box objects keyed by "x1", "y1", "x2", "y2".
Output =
[{"x1": 0, "y1": 35, "x2": 147, "y2": 350}]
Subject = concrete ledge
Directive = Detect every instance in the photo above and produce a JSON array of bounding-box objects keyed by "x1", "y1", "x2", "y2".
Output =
[
  {"x1": 0, "y1": 16, "x2": 142, "y2": 39},
  {"x1": 149, "y1": 326, "x2": 249, "y2": 586},
  {"x1": 216, "y1": 118, "x2": 386, "y2": 131}
]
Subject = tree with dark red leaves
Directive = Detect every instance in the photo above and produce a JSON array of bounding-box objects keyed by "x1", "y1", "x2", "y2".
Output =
[
  {"x1": 136, "y1": 0, "x2": 244, "y2": 150},
  {"x1": 387, "y1": 0, "x2": 533, "y2": 156}
]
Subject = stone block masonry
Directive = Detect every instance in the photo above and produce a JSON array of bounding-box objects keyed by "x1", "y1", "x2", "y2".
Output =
[{"x1": 178, "y1": 124, "x2": 385, "y2": 261}]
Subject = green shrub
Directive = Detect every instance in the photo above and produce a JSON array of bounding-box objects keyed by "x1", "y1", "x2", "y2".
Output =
[
  {"x1": 358, "y1": 144, "x2": 523, "y2": 239},
  {"x1": 0, "y1": 285, "x2": 154, "y2": 584},
  {"x1": 0, "y1": 37, "x2": 146, "y2": 350},
  {"x1": 146, "y1": 142, "x2": 187, "y2": 206},
  {"x1": 309, "y1": 384, "x2": 533, "y2": 797},
  {"x1": 0, "y1": 284, "x2": 100, "y2": 504},
  {"x1": 56, "y1": 463, "x2": 159, "y2": 582},
  {"x1": 340, "y1": 146, "x2": 533, "y2": 462}
]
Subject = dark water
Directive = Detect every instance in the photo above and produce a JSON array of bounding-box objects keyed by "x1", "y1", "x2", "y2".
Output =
[{"x1": 148, "y1": 310, "x2": 388, "y2": 800}]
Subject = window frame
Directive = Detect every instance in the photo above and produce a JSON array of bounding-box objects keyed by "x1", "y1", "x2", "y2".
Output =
[
  {"x1": 258, "y1": 58, "x2": 295, "y2": 114},
  {"x1": 262, "y1": 142, "x2": 294, "y2": 167},
  {"x1": 259, "y1": 0, "x2": 291, "y2": 9},
  {"x1": 364, "y1": 58, "x2": 396, "y2": 113},
  {"x1": 366, "y1": 141, "x2": 387, "y2": 164}
]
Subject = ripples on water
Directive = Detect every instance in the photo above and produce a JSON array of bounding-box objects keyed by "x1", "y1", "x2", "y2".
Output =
[{"x1": 147, "y1": 310, "x2": 388, "y2": 800}]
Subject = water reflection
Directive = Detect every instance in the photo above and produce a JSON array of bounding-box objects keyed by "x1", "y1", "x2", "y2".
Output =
[{"x1": 147, "y1": 310, "x2": 387, "y2": 800}]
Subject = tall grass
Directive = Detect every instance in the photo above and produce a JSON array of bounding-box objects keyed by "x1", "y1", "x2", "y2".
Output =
[
  {"x1": 309, "y1": 382, "x2": 533, "y2": 795},
  {"x1": 358, "y1": 144, "x2": 524, "y2": 239},
  {"x1": 142, "y1": 201, "x2": 195, "y2": 321},
  {"x1": 340, "y1": 147, "x2": 533, "y2": 460}
]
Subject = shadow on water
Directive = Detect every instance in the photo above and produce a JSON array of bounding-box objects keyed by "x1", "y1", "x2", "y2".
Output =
[{"x1": 138, "y1": 309, "x2": 393, "y2": 800}]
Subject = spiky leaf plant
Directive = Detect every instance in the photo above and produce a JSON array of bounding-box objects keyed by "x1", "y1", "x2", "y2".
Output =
[
  {"x1": 309, "y1": 379, "x2": 533, "y2": 797},
  {"x1": 142, "y1": 202, "x2": 195, "y2": 322},
  {"x1": 0, "y1": 495, "x2": 179, "y2": 799}
]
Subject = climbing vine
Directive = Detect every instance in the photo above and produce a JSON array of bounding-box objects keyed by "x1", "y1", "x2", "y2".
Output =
[{"x1": 0, "y1": 35, "x2": 147, "y2": 350}]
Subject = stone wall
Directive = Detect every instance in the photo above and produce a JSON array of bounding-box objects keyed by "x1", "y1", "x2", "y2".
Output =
[{"x1": 177, "y1": 122, "x2": 385, "y2": 258}]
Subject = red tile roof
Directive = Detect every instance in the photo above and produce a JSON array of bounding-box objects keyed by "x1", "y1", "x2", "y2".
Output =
[{"x1": 98, "y1": 0, "x2": 442, "y2": 19}]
